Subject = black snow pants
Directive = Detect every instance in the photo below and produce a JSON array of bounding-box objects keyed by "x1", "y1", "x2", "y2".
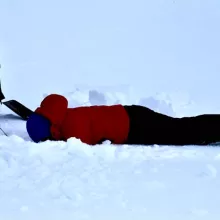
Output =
[{"x1": 124, "y1": 105, "x2": 220, "y2": 146}]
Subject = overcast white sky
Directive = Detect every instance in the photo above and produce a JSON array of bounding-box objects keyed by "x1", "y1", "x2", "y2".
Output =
[{"x1": 0, "y1": 0, "x2": 220, "y2": 110}]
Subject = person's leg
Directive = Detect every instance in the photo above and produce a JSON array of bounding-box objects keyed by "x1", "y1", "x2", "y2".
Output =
[
  {"x1": 124, "y1": 105, "x2": 177, "y2": 145},
  {"x1": 124, "y1": 105, "x2": 220, "y2": 145},
  {"x1": 177, "y1": 114, "x2": 220, "y2": 145}
]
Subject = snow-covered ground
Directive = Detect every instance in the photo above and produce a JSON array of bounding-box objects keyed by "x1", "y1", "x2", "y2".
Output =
[
  {"x1": 0, "y1": 88, "x2": 220, "y2": 220},
  {"x1": 1, "y1": 0, "x2": 220, "y2": 218}
]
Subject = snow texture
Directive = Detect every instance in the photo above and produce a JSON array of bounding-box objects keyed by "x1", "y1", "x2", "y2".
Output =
[
  {"x1": 0, "y1": 89, "x2": 219, "y2": 220},
  {"x1": 1, "y1": 0, "x2": 220, "y2": 218}
]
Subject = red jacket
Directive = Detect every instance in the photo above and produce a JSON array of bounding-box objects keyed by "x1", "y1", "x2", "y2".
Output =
[{"x1": 35, "y1": 94, "x2": 130, "y2": 145}]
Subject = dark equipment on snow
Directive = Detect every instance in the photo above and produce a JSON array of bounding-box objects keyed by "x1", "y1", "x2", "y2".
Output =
[
  {"x1": 0, "y1": 81, "x2": 5, "y2": 102},
  {"x1": 0, "y1": 79, "x2": 33, "y2": 120},
  {"x1": 3, "y1": 100, "x2": 33, "y2": 120}
]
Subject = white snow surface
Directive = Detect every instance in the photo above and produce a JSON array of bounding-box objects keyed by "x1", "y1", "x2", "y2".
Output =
[{"x1": 0, "y1": 89, "x2": 220, "y2": 220}]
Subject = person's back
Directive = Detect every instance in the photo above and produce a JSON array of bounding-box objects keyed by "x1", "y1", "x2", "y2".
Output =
[
  {"x1": 27, "y1": 94, "x2": 130, "y2": 145},
  {"x1": 62, "y1": 105, "x2": 129, "y2": 145}
]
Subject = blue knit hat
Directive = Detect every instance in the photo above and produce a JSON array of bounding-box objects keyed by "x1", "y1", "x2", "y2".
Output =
[{"x1": 26, "y1": 113, "x2": 52, "y2": 143}]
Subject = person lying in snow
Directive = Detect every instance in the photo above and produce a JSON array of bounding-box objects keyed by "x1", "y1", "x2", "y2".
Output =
[{"x1": 26, "y1": 94, "x2": 220, "y2": 146}]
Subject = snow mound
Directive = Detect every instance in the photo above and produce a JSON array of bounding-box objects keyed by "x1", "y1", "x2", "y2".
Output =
[
  {"x1": 62, "y1": 87, "x2": 178, "y2": 116},
  {"x1": 0, "y1": 135, "x2": 220, "y2": 220}
]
